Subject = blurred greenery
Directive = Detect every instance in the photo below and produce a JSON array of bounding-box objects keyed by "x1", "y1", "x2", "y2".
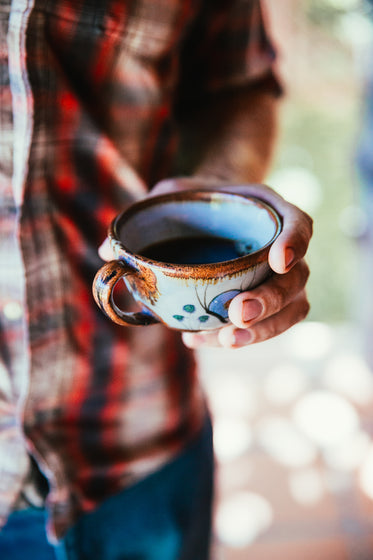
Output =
[
  {"x1": 305, "y1": 0, "x2": 373, "y2": 31},
  {"x1": 305, "y1": 0, "x2": 359, "y2": 28},
  {"x1": 273, "y1": 100, "x2": 360, "y2": 323},
  {"x1": 264, "y1": 0, "x2": 371, "y2": 324}
]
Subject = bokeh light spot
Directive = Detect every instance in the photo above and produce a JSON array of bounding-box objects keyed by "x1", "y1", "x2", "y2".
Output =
[
  {"x1": 215, "y1": 492, "x2": 273, "y2": 548},
  {"x1": 293, "y1": 391, "x2": 359, "y2": 447},
  {"x1": 257, "y1": 416, "x2": 317, "y2": 468},
  {"x1": 264, "y1": 363, "x2": 308, "y2": 405},
  {"x1": 213, "y1": 417, "x2": 253, "y2": 463}
]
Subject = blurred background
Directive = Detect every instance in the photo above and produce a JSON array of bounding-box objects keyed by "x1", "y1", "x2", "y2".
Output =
[{"x1": 197, "y1": 1, "x2": 373, "y2": 558}]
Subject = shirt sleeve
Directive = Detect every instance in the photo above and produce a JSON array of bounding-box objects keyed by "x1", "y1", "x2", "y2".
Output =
[{"x1": 175, "y1": 0, "x2": 282, "y2": 106}]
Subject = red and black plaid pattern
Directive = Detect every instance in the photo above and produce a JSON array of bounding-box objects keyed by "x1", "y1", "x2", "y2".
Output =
[{"x1": 0, "y1": 0, "x2": 279, "y2": 540}]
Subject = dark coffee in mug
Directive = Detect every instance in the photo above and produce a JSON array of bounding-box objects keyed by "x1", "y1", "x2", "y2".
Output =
[{"x1": 140, "y1": 235, "x2": 258, "y2": 265}]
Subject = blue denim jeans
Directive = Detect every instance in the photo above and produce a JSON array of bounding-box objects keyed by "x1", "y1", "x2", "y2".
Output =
[{"x1": 0, "y1": 418, "x2": 214, "y2": 560}]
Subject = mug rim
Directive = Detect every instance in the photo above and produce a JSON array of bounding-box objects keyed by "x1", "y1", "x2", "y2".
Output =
[{"x1": 109, "y1": 189, "x2": 282, "y2": 276}]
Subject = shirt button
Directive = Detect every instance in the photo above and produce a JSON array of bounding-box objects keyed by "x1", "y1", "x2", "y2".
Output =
[{"x1": 3, "y1": 301, "x2": 23, "y2": 321}]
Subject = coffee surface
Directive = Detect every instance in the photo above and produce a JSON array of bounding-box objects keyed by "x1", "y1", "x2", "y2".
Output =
[{"x1": 140, "y1": 235, "x2": 256, "y2": 265}]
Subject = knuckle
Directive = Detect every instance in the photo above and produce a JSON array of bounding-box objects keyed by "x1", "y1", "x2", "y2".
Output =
[
  {"x1": 302, "y1": 260, "x2": 311, "y2": 280},
  {"x1": 302, "y1": 210, "x2": 313, "y2": 231},
  {"x1": 267, "y1": 321, "x2": 279, "y2": 340},
  {"x1": 292, "y1": 219, "x2": 313, "y2": 258},
  {"x1": 264, "y1": 283, "x2": 288, "y2": 314},
  {"x1": 297, "y1": 208, "x2": 313, "y2": 236},
  {"x1": 306, "y1": 213, "x2": 314, "y2": 232},
  {"x1": 293, "y1": 294, "x2": 310, "y2": 324},
  {"x1": 298, "y1": 227, "x2": 312, "y2": 252},
  {"x1": 255, "y1": 320, "x2": 278, "y2": 343},
  {"x1": 299, "y1": 297, "x2": 311, "y2": 321},
  {"x1": 296, "y1": 259, "x2": 310, "y2": 287}
]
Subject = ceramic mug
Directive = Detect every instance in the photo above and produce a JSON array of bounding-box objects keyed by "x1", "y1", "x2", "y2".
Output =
[{"x1": 93, "y1": 190, "x2": 282, "y2": 331}]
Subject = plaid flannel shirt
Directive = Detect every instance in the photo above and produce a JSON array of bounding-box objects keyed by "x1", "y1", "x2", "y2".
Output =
[{"x1": 0, "y1": 0, "x2": 279, "y2": 541}]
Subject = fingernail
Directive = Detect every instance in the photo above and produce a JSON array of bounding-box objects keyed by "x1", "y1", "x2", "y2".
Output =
[
  {"x1": 285, "y1": 247, "x2": 295, "y2": 269},
  {"x1": 242, "y1": 299, "x2": 262, "y2": 323},
  {"x1": 232, "y1": 329, "x2": 253, "y2": 347}
]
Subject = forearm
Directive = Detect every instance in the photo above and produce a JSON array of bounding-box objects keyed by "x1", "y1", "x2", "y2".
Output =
[{"x1": 176, "y1": 85, "x2": 281, "y2": 184}]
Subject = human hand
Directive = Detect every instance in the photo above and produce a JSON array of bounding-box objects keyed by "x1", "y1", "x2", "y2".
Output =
[
  {"x1": 99, "y1": 177, "x2": 312, "y2": 348},
  {"x1": 149, "y1": 177, "x2": 312, "y2": 349}
]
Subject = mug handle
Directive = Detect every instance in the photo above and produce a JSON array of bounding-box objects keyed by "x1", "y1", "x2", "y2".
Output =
[{"x1": 92, "y1": 260, "x2": 159, "y2": 326}]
